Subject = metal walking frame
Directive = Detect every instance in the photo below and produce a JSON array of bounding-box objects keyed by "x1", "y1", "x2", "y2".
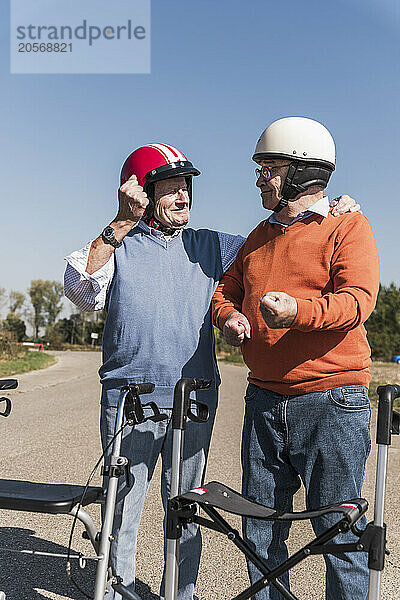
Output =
[
  {"x1": 165, "y1": 383, "x2": 400, "y2": 600},
  {"x1": 1, "y1": 378, "x2": 398, "y2": 599},
  {"x1": 368, "y1": 384, "x2": 400, "y2": 600},
  {"x1": 164, "y1": 378, "x2": 212, "y2": 599},
  {"x1": 0, "y1": 378, "x2": 166, "y2": 600}
]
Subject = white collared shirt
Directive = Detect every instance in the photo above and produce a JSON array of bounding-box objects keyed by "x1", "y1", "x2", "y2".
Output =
[{"x1": 268, "y1": 196, "x2": 330, "y2": 227}]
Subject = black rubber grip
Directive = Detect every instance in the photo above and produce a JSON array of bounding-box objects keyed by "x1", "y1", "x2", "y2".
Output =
[
  {"x1": 0, "y1": 398, "x2": 12, "y2": 417},
  {"x1": 129, "y1": 382, "x2": 155, "y2": 395},
  {"x1": 0, "y1": 379, "x2": 18, "y2": 391},
  {"x1": 376, "y1": 385, "x2": 400, "y2": 445}
]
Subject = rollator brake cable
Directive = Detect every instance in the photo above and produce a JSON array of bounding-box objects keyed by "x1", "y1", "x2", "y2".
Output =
[
  {"x1": 66, "y1": 421, "x2": 131, "y2": 600},
  {"x1": 387, "y1": 557, "x2": 400, "y2": 570},
  {"x1": 67, "y1": 384, "x2": 165, "y2": 598}
]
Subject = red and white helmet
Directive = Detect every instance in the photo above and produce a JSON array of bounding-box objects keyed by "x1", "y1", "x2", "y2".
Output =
[
  {"x1": 120, "y1": 143, "x2": 200, "y2": 187},
  {"x1": 120, "y1": 143, "x2": 200, "y2": 219}
]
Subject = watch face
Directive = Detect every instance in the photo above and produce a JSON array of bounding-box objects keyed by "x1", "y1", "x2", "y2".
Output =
[{"x1": 103, "y1": 226, "x2": 113, "y2": 238}]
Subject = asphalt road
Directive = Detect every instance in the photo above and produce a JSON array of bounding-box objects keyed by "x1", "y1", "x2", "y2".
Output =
[{"x1": 0, "y1": 352, "x2": 398, "y2": 600}]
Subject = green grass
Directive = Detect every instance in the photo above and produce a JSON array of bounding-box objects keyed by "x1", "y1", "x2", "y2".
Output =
[
  {"x1": 0, "y1": 351, "x2": 57, "y2": 377},
  {"x1": 49, "y1": 343, "x2": 101, "y2": 352}
]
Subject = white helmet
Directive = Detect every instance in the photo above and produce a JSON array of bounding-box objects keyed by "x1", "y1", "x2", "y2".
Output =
[
  {"x1": 253, "y1": 117, "x2": 336, "y2": 212},
  {"x1": 253, "y1": 117, "x2": 336, "y2": 168}
]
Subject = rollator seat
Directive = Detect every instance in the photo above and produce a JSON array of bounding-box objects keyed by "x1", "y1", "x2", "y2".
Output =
[
  {"x1": 0, "y1": 479, "x2": 103, "y2": 514},
  {"x1": 178, "y1": 481, "x2": 368, "y2": 524}
]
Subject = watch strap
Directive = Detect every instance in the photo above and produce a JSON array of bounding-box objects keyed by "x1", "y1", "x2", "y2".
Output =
[{"x1": 101, "y1": 226, "x2": 123, "y2": 248}]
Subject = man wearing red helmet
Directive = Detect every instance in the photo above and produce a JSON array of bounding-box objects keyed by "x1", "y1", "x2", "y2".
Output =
[
  {"x1": 65, "y1": 143, "x2": 247, "y2": 600},
  {"x1": 64, "y1": 142, "x2": 359, "y2": 600}
]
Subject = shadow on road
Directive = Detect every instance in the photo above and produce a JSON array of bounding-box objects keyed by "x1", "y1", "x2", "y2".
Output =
[{"x1": 0, "y1": 527, "x2": 159, "y2": 600}]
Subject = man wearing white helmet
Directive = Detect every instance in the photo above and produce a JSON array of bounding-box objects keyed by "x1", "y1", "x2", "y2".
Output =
[
  {"x1": 64, "y1": 139, "x2": 358, "y2": 600},
  {"x1": 213, "y1": 117, "x2": 379, "y2": 600}
]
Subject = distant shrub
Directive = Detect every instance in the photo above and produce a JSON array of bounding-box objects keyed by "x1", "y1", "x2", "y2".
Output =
[
  {"x1": 2, "y1": 312, "x2": 26, "y2": 342},
  {"x1": 0, "y1": 331, "x2": 22, "y2": 359}
]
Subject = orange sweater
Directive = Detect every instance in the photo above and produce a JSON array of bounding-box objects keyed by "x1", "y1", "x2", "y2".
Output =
[{"x1": 212, "y1": 213, "x2": 380, "y2": 394}]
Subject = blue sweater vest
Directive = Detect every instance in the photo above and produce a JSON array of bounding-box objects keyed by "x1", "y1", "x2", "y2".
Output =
[{"x1": 100, "y1": 222, "x2": 244, "y2": 408}]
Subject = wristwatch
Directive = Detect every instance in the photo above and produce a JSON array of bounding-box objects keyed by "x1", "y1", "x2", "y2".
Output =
[{"x1": 101, "y1": 226, "x2": 122, "y2": 248}]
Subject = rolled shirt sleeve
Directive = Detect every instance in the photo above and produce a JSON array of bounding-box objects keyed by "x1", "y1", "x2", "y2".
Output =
[{"x1": 64, "y1": 241, "x2": 114, "y2": 311}]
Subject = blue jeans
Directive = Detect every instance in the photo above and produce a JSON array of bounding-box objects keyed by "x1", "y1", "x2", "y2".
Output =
[
  {"x1": 100, "y1": 396, "x2": 216, "y2": 600},
  {"x1": 241, "y1": 384, "x2": 371, "y2": 600}
]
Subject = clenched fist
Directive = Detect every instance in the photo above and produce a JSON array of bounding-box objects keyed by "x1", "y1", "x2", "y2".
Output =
[
  {"x1": 116, "y1": 174, "x2": 149, "y2": 223},
  {"x1": 223, "y1": 312, "x2": 251, "y2": 347},
  {"x1": 259, "y1": 292, "x2": 297, "y2": 329}
]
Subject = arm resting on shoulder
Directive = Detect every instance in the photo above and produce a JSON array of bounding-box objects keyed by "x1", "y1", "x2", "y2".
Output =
[{"x1": 217, "y1": 231, "x2": 246, "y2": 273}]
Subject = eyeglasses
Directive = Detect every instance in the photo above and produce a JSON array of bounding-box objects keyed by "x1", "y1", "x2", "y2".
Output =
[{"x1": 255, "y1": 163, "x2": 290, "y2": 181}]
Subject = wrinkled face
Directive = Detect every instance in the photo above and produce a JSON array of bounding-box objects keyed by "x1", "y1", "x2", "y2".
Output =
[
  {"x1": 255, "y1": 159, "x2": 291, "y2": 210},
  {"x1": 153, "y1": 176, "x2": 190, "y2": 228}
]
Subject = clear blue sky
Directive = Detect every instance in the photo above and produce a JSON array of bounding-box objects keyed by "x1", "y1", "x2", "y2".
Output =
[{"x1": 1, "y1": 0, "x2": 399, "y2": 303}]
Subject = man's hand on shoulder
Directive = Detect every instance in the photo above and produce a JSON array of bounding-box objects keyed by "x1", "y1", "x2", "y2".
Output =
[
  {"x1": 259, "y1": 292, "x2": 297, "y2": 329},
  {"x1": 330, "y1": 195, "x2": 362, "y2": 217},
  {"x1": 223, "y1": 312, "x2": 251, "y2": 346}
]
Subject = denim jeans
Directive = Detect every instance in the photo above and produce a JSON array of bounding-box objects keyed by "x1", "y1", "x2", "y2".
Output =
[
  {"x1": 100, "y1": 395, "x2": 216, "y2": 600},
  {"x1": 241, "y1": 384, "x2": 371, "y2": 600}
]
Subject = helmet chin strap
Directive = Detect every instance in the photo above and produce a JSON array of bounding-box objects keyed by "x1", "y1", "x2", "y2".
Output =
[
  {"x1": 147, "y1": 216, "x2": 182, "y2": 236},
  {"x1": 272, "y1": 162, "x2": 299, "y2": 214},
  {"x1": 272, "y1": 197, "x2": 289, "y2": 213},
  {"x1": 273, "y1": 161, "x2": 333, "y2": 214}
]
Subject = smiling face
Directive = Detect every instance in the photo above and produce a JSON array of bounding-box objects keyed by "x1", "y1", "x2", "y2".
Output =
[
  {"x1": 153, "y1": 176, "x2": 191, "y2": 228},
  {"x1": 255, "y1": 159, "x2": 291, "y2": 210}
]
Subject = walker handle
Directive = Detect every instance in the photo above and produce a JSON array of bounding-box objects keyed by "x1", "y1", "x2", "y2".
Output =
[
  {"x1": 127, "y1": 382, "x2": 155, "y2": 395},
  {"x1": 376, "y1": 385, "x2": 400, "y2": 445},
  {"x1": 123, "y1": 382, "x2": 167, "y2": 426},
  {"x1": 172, "y1": 378, "x2": 212, "y2": 430},
  {"x1": 187, "y1": 402, "x2": 209, "y2": 424},
  {"x1": 0, "y1": 398, "x2": 11, "y2": 417},
  {"x1": 0, "y1": 379, "x2": 18, "y2": 390},
  {"x1": 0, "y1": 380, "x2": 17, "y2": 418},
  {"x1": 188, "y1": 379, "x2": 211, "y2": 421}
]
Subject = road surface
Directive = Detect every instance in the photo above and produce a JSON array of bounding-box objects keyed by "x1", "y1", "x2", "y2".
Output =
[{"x1": 0, "y1": 352, "x2": 398, "y2": 599}]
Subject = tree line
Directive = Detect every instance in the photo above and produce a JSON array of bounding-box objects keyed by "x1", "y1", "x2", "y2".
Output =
[
  {"x1": 0, "y1": 281, "x2": 63, "y2": 342},
  {"x1": 364, "y1": 283, "x2": 400, "y2": 360},
  {"x1": 1, "y1": 280, "x2": 399, "y2": 360},
  {"x1": 0, "y1": 280, "x2": 106, "y2": 348}
]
